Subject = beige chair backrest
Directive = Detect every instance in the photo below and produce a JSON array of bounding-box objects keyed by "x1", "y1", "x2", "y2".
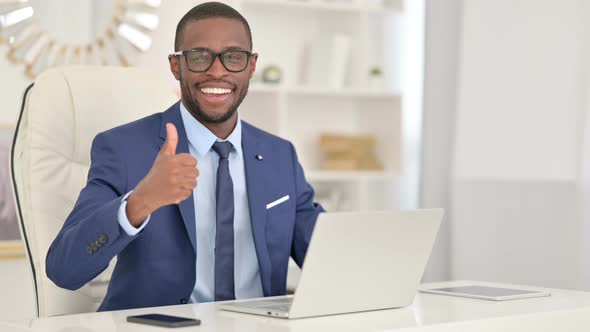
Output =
[{"x1": 10, "y1": 66, "x2": 177, "y2": 317}]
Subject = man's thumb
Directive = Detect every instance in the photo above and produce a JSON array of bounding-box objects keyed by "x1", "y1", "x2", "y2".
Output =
[{"x1": 161, "y1": 123, "x2": 178, "y2": 155}]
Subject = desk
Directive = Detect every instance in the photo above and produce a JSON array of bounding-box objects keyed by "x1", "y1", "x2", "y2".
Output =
[{"x1": 2, "y1": 281, "x2": 590, "y2": 332}]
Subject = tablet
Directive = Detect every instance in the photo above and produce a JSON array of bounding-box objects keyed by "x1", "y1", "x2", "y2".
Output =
[{"x1": 419, "y1": 285, "x2": 551, "y2": 301}]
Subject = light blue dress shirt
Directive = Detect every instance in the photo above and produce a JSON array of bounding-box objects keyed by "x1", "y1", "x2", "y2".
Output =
[{"x1": 117, "y1": 102, "x2": 263, "y2": 302}]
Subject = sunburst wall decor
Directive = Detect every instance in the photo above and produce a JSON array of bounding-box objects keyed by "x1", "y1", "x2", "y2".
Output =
[{"x1": 0, "y1": 0, "x2": 161, "y2": 78}]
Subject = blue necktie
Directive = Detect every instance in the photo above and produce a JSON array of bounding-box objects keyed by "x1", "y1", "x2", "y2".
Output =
[{"x1": 212, "y1": 141, "x2": 235, "y2": 301}]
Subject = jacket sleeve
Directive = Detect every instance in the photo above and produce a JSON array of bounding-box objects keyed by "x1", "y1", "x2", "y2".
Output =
[
  {"x1": 289, "y1": 143, "x2": 325, "y2": 267},
  {"x1": 46, "y1": 131, "x2": 141, "y2": 290}
]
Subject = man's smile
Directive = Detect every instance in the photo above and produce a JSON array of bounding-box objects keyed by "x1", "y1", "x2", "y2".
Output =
[{"x1": 197, "y1": 85, "x2": 234, "y2": 106}]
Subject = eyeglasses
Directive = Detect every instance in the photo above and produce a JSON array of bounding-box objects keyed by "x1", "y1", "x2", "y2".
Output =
[{"x1": 171, "y1": 48, "x2": 255, "y2": 73}]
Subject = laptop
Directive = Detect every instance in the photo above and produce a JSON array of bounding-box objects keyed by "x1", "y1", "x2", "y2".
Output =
[{"x1": 219, "y1": 209, "x2": 444, "y2": 319}]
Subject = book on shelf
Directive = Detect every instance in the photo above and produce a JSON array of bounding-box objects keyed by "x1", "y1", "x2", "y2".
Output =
[{"x1": 328, "y1": 34, "x2": 351, "y2": 89}]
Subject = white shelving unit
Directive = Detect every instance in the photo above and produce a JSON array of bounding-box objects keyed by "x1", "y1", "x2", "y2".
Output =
[
  {"x1": 238, "y1": 0, "x2": 402, "y2": 12},
  {"x1": 233, "y1": 0, "x2": 404, "y2": 212}
]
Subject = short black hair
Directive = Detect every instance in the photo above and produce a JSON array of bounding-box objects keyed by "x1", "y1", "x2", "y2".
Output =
[{"x1": 174, "y1": 2, "x2": 253, "y2": 52}]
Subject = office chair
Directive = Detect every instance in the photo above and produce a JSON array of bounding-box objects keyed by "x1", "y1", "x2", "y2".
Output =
[{"x1": 10, "y1": 66, "x2": 177, "y2": 317}]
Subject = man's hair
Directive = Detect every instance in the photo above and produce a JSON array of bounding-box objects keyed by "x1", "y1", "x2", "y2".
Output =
[{"x1": 174, "y1": 2, "x2": 253, "y2": 51}]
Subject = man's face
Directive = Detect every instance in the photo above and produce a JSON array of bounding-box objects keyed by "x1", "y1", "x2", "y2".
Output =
[{"x1": 169, "y1": 18, "x2": 256, "y2": 124}]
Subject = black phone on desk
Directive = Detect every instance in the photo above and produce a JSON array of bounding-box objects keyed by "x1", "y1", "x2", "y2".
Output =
[{"x1": 127, "y1": 313, "x2": 201, "y2": 328}]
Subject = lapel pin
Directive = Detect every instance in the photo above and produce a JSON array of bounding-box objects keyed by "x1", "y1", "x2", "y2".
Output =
[{"x1": 256, "y1": 154, "x2": 263, "y2": 160}]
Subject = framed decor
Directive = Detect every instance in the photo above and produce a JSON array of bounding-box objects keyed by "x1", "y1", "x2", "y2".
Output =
[
  {"x1": 0, "y1": 0, "x2": 161, "y2": 78},
  {"x1": 0, "y1": 124, "x2": 24, "y2": 259}
]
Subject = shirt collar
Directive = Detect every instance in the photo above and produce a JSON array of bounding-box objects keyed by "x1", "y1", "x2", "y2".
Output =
[{"x1": 179, "y1": 102, "x2": 242, "y2": 157}]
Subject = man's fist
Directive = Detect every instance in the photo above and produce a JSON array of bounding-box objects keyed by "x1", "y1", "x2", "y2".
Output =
[{"x1": 126, "y1": 123, "x2": 199, "y2": 227}]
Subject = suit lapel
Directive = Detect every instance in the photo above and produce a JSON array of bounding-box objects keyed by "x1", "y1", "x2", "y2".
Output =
[
  {"x1": 159, "y1": 102, "x2": 197, "y2": 253},
  {"x1": 242, "y1": 122, "x2": 272, "y2": 296}
]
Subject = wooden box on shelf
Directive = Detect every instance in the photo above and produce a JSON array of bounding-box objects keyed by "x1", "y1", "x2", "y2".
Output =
[{"x1": 319, "y1": 134, "x2": 383, "y2": 171}]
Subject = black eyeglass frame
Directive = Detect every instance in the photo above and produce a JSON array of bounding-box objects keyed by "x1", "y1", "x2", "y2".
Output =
[{"x1": 170, "y1": 48, "x2": 257, "y2": 73}]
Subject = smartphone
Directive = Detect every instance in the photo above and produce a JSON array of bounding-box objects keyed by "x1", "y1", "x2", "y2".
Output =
[{"x1": 127, "y1": 313, "x2": 201, "y2": 328}]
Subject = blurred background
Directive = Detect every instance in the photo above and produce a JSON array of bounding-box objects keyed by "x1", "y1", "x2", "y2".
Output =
[{"x1": 1, "y1": 0, "x2": 589, "y2": 321}]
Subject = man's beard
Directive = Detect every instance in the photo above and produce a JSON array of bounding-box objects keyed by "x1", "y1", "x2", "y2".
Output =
[{"x1": 180, "y1": 75, "x2": 248, "y2": 124}]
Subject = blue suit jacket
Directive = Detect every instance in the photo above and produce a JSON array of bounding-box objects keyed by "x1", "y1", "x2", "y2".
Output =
[{"x1": 46, "y1": 102, "x2": 324, "y2": 311}]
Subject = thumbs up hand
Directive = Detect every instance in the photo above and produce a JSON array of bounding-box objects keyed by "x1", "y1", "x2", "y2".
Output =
[
  {"x1": 126, "y1": 123, "x2": 199, "y2": 227},
  {"x1": 160, "y1": 122, "x2": 179, "y2": 155}
]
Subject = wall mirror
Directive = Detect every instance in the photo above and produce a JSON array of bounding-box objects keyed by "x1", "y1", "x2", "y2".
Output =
[{"x1": 0, "y1": 0, "x2": 161, "y2": 78}]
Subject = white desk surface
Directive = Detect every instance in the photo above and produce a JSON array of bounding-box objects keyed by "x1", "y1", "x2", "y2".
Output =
[{"x1": 2, "y1": 281, "x2": 590, "y2": 332}]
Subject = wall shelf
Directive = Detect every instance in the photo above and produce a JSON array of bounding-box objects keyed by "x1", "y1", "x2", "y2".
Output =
[
  {"x1": 236, "y1": 0, "x2": 404, "y2": 211},
  {"x1": 242, "y1": 0, "x2": 403, "y2": 13},
  {"x1": 249, "y1": 84, "x2": 401, "y2": 99},
  {"x1": 306, "y1": 170, "x2": 399, "y2": 182}
]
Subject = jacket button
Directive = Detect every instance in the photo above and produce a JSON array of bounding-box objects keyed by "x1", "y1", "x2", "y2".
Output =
[
  {"x1": 99, "y1": 234, "x2": 108, "y2": 244},
  {"x1": 87, "y1": 247, "x2": 94, "y2": 255},
  {"x1": 180, "y1": 299, "x2": 187, "y2": 304}
]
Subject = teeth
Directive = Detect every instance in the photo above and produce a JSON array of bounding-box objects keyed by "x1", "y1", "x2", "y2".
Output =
[{"x1": 201, "y1": 87, "x2": 231, "y2": 95}]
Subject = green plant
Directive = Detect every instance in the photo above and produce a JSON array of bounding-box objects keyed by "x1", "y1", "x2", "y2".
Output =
[{"x1": 369, "y1": 66, "x2": 382, "y2": 77}]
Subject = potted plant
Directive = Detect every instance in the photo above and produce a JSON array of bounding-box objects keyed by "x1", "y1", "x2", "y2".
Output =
[{"x1": 368, "y1": 66, "x2": 384, "y2": 89}]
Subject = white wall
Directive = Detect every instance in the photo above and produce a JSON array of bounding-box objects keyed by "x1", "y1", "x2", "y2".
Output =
[
  {"x1": 449, "y1": 0, "x2": 590, "y2": 290},
  {"x1": 0, "y1": 45, "x2": 33, "y2": 124},
  {"x1": 454, "y1": 0, "x2": 585, "y2": 181},
  {"x1": 420, "y1": 0, "x2": 463, "y2": 281},
  {"x1": 398, "y1": 0, "x2": 425, "y2": 209},
  {"x1": 421, "y1": 0, "x2": 590, "y2": 290}
]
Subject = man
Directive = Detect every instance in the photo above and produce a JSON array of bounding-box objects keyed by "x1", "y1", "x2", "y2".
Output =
[{"x1": 46, "y1": 2, "x2": 324, "y2": 311}]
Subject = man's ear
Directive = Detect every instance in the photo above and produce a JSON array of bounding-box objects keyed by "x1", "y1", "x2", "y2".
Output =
[
  {"x1": 169, "y1": 55, "x2": 181, "y2": 81},
  {"x1": 249, "y1": 53, "x2": 258, "y2": 79}
]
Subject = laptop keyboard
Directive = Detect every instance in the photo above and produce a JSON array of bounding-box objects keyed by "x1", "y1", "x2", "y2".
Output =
[{"x1": 236, "y1": 298, "x2": 293, "y2": 312}]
